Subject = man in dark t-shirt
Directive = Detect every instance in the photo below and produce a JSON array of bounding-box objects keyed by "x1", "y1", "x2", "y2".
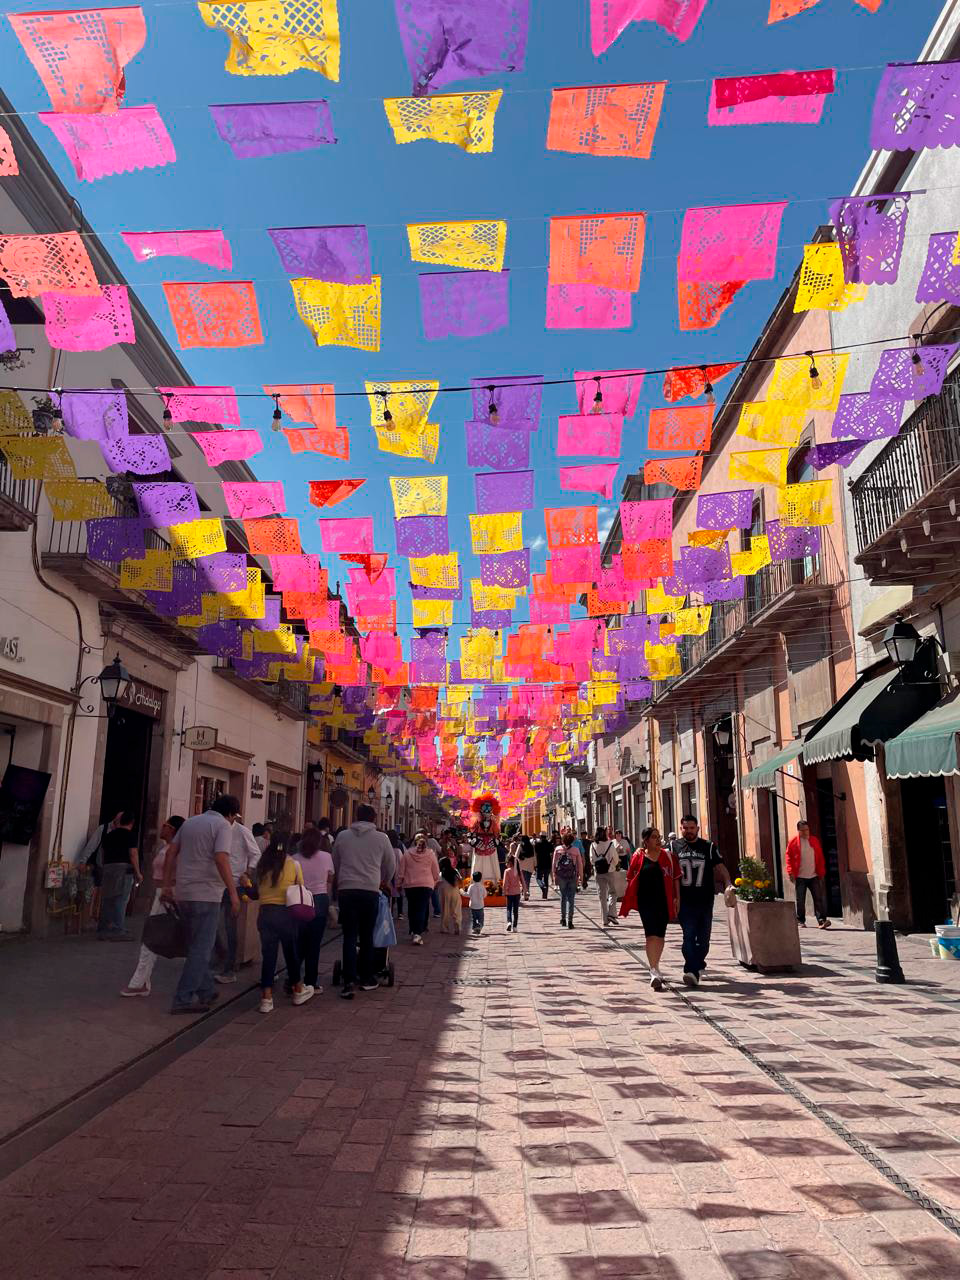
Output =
[{"x1": 671, "y1": 815, "x2": 732, "y2": 987}]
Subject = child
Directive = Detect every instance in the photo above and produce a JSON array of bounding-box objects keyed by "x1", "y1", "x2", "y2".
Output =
[
  {"x1": 502, "y1": 854, "x2": 523, "y2": 933},
  {"x1": 467, "y1": 870, "x2": 486, "y2": 935},
  {"x1": 439, "y1": 855, "x2": 463, "y2": 934}
]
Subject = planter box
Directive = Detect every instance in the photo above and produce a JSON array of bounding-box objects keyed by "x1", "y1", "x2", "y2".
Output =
[
  {"x1": 460, "y1": 895, "x2": 507, "y2": 907},
  {"x1": 727, "y1": 898, "x2": 801, "y2": 973}
]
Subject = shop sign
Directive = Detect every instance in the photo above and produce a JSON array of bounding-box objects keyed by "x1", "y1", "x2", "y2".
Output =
[
  {"x1": 0, "y1": 636, "x2": 23, "y2": 664},
  {"x1": 250, "y1": 773, "x2": 265, "y2": 800},
  {"x1": 119, "y1": 678, "x2": 164, "y2": 719},
  {"x1": 183, "y1": 726, "x2": 218, "y2": 751}
]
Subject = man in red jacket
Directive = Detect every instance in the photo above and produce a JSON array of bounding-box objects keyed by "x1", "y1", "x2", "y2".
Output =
[{"x1": 784, "y1": 820, "x2": 830, "y2": 929}]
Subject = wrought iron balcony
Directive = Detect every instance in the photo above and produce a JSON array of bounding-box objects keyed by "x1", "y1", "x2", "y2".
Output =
[
  {"x1": 0, "y1": 451, "x2": 39, "y2": 531},
  {"x1": 850, "y1": 369, "x2": 960, "y2": 584}
]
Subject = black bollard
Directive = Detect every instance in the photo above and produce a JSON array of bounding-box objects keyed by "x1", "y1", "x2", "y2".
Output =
[{"x1": 875, "y1": 920, "x2": 905, "y2": 984}]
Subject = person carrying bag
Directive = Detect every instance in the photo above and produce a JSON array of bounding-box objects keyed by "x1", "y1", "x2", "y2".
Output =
[
  {"x1": 590, "y1": 827, "x2": 619, "y2": 927},
  {"x1": 254, "y1": 833, "x2": 316, "y2": 1014}
]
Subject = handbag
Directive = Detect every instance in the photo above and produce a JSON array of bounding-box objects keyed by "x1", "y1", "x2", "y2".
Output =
[
  {"x1": 327, "y1": 901, "x2": 339, "y2": 929},
  {"x1": 373, "y1": 891, "x2": 398, "y2": 949},
  {"x1": 142, "y1": 903, "x2": 188, "y2": 959},
  {"x1": 286, "y1": 880, "x2": 315, "y2": 923}
]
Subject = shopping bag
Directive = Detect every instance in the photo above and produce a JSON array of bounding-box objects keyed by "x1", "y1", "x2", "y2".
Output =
[
  {"x1": 373, "y1": 891, "x2": 398, "y2": 949},
  {"x1": 286, "y1": 881, "x2": 315, "y2": 923},
  {"x1": 611, "y1": 870, "x2": 628, "y2": 901},
  {"x1": 142, "y1": 903, "x2": 187, "y2": 958}
]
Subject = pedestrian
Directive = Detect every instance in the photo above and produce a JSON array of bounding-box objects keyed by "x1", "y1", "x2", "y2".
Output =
[
  {"x1": 590, "y1": 826, "x2": 619, "y2": 927},
  {"x1": 552, "y1": 831, "x2": 584, "y2": 929},
  {"x1": 252, "y1": 822, "x2": 271, "y2": 853},
  {"x1": 332, "y1": 803, "x2": 397, "y2": 1000},
  {"x1": 254, "y1": 833, "x2": 315, "y2": 1014},
  {"x1": 534, "y1": 831, "x2": 553, "y2": 899},
  {"x1": 120, "y1": 815, "x2": 184, "y2": 996},
  {"x1": 671, "y1": 814, "x2": 734, "y2": 988},
  {"x1": 613, "y1": 829, "x2": 633, "y2": 863},
  {"x1": 161, "y1": 795, "x2": 241, "y2": 1015},
  {"x1": 619, "y1": 826, "x2": 681, "y2": 990},
  {"x1": 517, "y1": 835, "x2": 536, "y2": 901},
  {"x1": 503, "y1": 854, "x2": 523, "y2": 933},
  {"x1": 785, "y1": 820, "x2": 830, "y2": 929},
  {"x1": 387, "y1": 828, "x2": 405, "y2": 918},
  {"x1": 214, "y1": 816, "x2": 261, "y2": 984},
  {"x1": 294, "y1": 828, "x2": 334, "y2": 990},
  {"x1": 438, "y1": 853, "x2": 463, "y2": 934},
  {"x1": 315, "y1": 816, "x2": 334, "y2": 852},
  {"x1": 467, "y1": 869, "x2": 486, "y2": 935},
  {"x1": 577, "y1": 830, "x2": 592, "y2": 887},
  {"x1": 95, "y1": 811, "x2": 141, "y2": 939},
  {"x1": 399, "y1": 830, "x2": 440, "y2": 946}
]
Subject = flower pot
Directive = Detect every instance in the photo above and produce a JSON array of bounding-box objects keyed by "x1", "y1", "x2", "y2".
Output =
[{"x1": 727, "y1": 898, "x2": 801, "y2": 973}]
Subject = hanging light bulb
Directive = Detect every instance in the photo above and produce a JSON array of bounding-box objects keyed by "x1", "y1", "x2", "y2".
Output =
[
  {"x1": 161, "y1": 393, "x2": 173, "y2": 425},
  {"x1": 379, "y1": 390, "x2": 392, "y2": 422},
  {"x1": 487, "y1": 385, "x2": 498, "y2": 424},
  {"x1": 51, "y1": 390, "x2": 63, "y2": 433},
  {"x1": 806, "y1": 351, "x2": 822, "y2": 392},
  {"x1": 911, "y1": 335, "x2": 925, "y2": 380},
  {"x1": 700, "y1": 366, "x2": 714, "y2": 405},
  {"x1": 592, "y1": 377, "x2": 604, "y2": 414},
  {"x1": 271, "y1": 393, "x2": 282, "y2": 433}
]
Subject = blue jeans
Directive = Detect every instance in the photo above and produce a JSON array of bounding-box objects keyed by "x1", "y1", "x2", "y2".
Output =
[
  {"x1": 678, "y1": 900, "x2": 714, "y2": 975},
  {"x1": 471, "y1": 908, "x2": 485, "y2": 931},
  {"x1": 406, "y1": 887, "x2": 431, "y2": 936},
  {"x1": 172, "y1": 900, "x2": 221, "y2": 1009},
  {"x1": 431, "y1": 886, "x2": 441, "y2": 917},
  {"x1": 98, "y1": 864, "x2": 133, "y2": 935},
  {"x1": 506, "y1": 895, "x2": 520, "y2": 927},
  {"x1": 559, "y1": 883, "x2": 576, "y2": 923}
]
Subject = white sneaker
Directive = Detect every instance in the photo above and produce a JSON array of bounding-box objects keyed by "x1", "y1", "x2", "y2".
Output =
[
  {"x1": 215, "y1": 971, "x2": 238, "y2": 984},
  {"x1": 258, "y1": 996, "x2": 274, "y2": 1014},
  {"x1": 650, "y1": 970, "x2": 664, "y2": 991},
  {"x1": 292, "y1": 985, "x2": 315, "y2": 1006},
  {"x1": 506, "y1": 922, "x2": 513, "y2": 932},
  {"x1": 119, "y1": 984, "x2": 150, "y2": 998},
  {"x1": 412, "y1": 934, "x2": 423, "y2": 946},
  {"x1": 682, "y1": 971, "x2": 699, "y2": 988}
]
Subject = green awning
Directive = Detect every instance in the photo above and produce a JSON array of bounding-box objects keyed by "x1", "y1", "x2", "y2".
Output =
[
  {"x1": 884, "y1": 691, "x2": 960, "y2": 780},
  {"x1": 803, "y1": 665, "x2": 942, "y2": 766},
  {"x1": 742, "y1": 740, "x2": 803, "y2": 790}
]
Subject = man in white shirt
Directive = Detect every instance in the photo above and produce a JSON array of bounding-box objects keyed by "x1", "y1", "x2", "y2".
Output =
[
  {"x1": 214, "y1": 819, "x2": 261, "y2": 984},
  {"x1": 162, "y1": 795, "x2": 240, "y2": 1013}
]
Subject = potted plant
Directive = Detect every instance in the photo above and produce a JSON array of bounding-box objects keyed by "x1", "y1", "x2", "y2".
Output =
[{"x1": 727, "y1": 856, "x2": 802, "y2": 973}]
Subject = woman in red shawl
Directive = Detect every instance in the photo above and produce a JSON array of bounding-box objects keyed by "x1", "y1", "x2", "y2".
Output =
[{"x1": 619, "y1": 826, "x2": 681, "y2": 991}]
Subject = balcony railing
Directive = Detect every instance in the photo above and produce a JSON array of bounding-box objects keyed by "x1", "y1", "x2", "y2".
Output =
[
  {"x1": 0, "y1": 451, "x2": 40, "y2": 521},
  {"x1": 45, "y1": 481, "x2": 170, "y2": 566},
  {"x1": 851, "y1": 369, "x2": 960, "y2": 553}
]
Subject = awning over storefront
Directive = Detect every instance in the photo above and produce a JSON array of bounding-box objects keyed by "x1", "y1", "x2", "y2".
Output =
[
  {"x1": 884, "y1": 690, "x2": 960, "y2": 779},
  {"x1": 803, "y1": 665, "x2": 942, "y2": 766},
  {"x1": 741, "y1": 741, "x2": 803, "y2": 790}
]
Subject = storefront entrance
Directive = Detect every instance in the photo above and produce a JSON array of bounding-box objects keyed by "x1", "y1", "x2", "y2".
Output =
[
  {"x1": 99, "y1": 709, "x2": 155, "y2": 846},
  {"x1": 814, "y1": 778, "x2": 844, "y2": 918},
  {"x1": 901, "y1": 776, "x2": 955, "y2": 931}
]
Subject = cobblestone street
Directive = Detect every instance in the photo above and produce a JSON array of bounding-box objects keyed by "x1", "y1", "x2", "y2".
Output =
[{"x1": 3, "y1": 891, "x2": 960, "y2": 1279}]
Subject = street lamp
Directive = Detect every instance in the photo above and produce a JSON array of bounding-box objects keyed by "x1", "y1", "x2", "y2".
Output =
[
  {"x1": 883, "y1": 614, "x2": 921, "y2": 670},
  {"x1": 636, "y1": 763, "x2": 649, "y2": 788},
  {"x1": 333, "y1": 766, "x2": 345, "y2": 785},
  {"x1": 97, "y1": 654, "x2": 131, "y2": 717},
  {"x1": 713, "y1": 720, "x2": 732, "y2": 748},
  {"x1": 367, "y1": 786, "x2": 376, "y2": 804}
]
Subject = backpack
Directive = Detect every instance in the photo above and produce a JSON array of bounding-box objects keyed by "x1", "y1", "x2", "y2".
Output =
[
  {"x1": 593, "y1": 841, "x2": 613, "y2": 875},
  {"x1": 555, "y1": 849, "x2": 577, "y2": 884}
]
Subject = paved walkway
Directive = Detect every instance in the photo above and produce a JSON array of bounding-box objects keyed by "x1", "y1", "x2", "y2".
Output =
[{"x1": 3, "y1": 888, "x2": 960, "y2": 1278}]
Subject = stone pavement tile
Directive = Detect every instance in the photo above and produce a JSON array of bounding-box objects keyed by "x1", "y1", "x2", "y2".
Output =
[
  {"x1": 470, "y1": 1227, "x2": 530, "y2": 1276},
  {"x1": 407, "y1": 1226, "x2": 471, "y2": 1258},
  {"x1": 90, "y1": 1219, "x2": 173, "y2": 1268},
  {"x1": 645, "y1": 1206, "x2": 712, "y2": 1252},
  {"x1": 270, "y1": 1244, "x2": 345, "y2": 1279},
  {"x1": 133, "y1": 1181, "x2": 207, "y2": 1222},
  {"x1": 175, "y1": 1201, "x2": 246, "y2": 1246}
]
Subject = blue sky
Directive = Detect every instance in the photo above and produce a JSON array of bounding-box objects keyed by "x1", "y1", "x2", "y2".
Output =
[{"x1": 0, "y1": 0, "x2": 943, "y2": 639}]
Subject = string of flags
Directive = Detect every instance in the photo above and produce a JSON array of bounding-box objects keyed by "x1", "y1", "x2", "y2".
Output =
[{"x1": 2, "y1": 0, "x2": 950, "y2": 816}]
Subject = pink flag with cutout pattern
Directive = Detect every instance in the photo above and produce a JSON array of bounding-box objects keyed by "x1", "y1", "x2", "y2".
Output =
[
  {"x1": 318, "y1": 517, "x2": 374, "y2": 553},
  {"x1": 678, "y1": 202, "x2": 786, "y2": 283},
  {"x1": 619, "y1": 497, "x2": 674, "y2": 542},
  {"x1": 40, "y1": 106, "x2": 175, "y2": 182},
  {"x1": 559, "y1": 464, "x2": 619, "y2": 499},
  {"x1": 191, "y1": 430, "x2": 262, "y2": 466},
  {"x1": 557, "y1": 412, "x2": 624, "y2": 457},
  {"x1": 159, "y1": 386, "x2": 240, "y2": 425},
  {"x1": 546, "y1": 283, "x2": 632, "y2": 330},
  {"x1": 222, "y1": 481, "x2": 285, "y2": 519},
  {"x1": 121, "y1": 230, "x2": 232, "y2": 270},
  {"x1": 591, "y1": 0, "x2": 708, "y2": 53}
]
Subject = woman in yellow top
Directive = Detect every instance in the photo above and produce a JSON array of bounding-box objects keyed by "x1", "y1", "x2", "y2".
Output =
[{"x1": 255, "y1": 833, "x2": 316, "y2": 1015}]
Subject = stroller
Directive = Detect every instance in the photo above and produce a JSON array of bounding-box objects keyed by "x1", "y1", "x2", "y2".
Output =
[{"x1": 332, "y1": 890, "x2": 396, "y2": 988}]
